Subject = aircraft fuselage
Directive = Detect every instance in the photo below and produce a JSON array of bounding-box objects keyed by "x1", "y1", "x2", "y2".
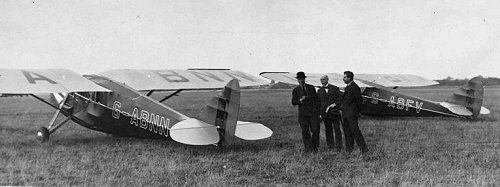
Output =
[
  {"x1": 360, "y1": 87, "x2": 459, "y2": 118},
  {"x1": 55, "y1": 75, "x2": 188, "y2": 139}
]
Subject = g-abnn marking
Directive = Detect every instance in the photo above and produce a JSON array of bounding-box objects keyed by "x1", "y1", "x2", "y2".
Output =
[
  {"x1": 112, "y1": 101, "x2": 170, "y2": 137},
  {"x1": 370, "y1": 92, "x2": 424, "y2": 113}
]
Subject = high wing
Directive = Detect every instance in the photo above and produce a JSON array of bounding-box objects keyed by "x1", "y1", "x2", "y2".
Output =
[
  {"x1": 0, "y1": 69, "x2": 109, "y2": 93},
  {"x1": 259, "y1": 72, "x2": 369, "y2": 87},
  {"x1": 355, "y1": 74, "x2": 438, "y2": 87},
  {"x1": 99, "y1": 69, "x2": 269, "y2": 91},
  {"x1": 259, "y1": 72, "x2": 438, "y2": 88}
]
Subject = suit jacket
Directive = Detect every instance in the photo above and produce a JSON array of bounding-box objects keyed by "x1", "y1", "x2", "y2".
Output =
[
  {"x1": 292, "y1": 84, "x2": 320, "y2": 117},
  {"x1": 317, "y1": 84, "x2": 342, "y2": 117},
  {"x1": 341, "y1": 81, "x2": 363, "y2": 118}
]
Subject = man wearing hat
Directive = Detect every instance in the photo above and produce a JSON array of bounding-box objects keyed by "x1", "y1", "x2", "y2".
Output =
[{"x1": 292, "y1": 71, "x2": 320, "y2": 153}]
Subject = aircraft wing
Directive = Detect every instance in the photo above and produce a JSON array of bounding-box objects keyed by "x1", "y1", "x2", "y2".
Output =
[
  {"x1": 260, "y1": 72, "x2": 437, "y2": 88},
  {"x1": 99, "y1": 69, "x2": 269, "y2": 91},
  {"x1": 355, "y1": 74, "x2": 438, "y2": 87},
  {"x1": 259, "y1": 72, "x2": 370, "y2": 87},
  {"x1": 0, "y1": 69, "x2": 109, "y2": 94}
]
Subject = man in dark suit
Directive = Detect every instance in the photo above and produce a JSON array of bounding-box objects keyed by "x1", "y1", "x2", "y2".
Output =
[
  {"x1": 340, "y1": 71, "x2": 368, "y2": 154},
  {"x1": 292, "y1": 72, "x2": 320, "y2": 153},
  {"x1": 317, "y1": 75, "x2": 343, "y2": 151}
]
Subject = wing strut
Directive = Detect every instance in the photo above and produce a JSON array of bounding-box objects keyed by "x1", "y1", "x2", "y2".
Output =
[
  {"x1": 159, "y1": 89, "x2": 184, "y2": 103},
  {"x1": 30, "y1": 93, "x2": 75, "y2": 142},
  {"x1": 30, "y1": 94, "x2": 61, "y2": 111}
]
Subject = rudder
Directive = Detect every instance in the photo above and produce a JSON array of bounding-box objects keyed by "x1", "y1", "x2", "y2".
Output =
[
  {"x1": 447, "y1": 76, "x2": 484, "y2": 118},
  {"x1": 199, "y1": 79, "x2": 241, "y2": 146}
]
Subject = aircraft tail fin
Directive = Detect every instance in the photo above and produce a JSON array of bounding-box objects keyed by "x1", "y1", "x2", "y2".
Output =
[
  {"x1": 197, "y1": 79, "x2": 273, "y2": 146},
  {"x1": 199, "y1": 79, "x2": 241, "y2": 146},
  {"x1": 446, "y1": 76, "x2": 489, "y2": 118}
]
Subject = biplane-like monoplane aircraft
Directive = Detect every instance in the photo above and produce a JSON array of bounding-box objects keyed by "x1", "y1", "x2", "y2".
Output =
[
  {"x1": 0, "y1": 69, "x2": 273, "y2": 146},
  {"x1": 260, "y1": 72, "x2": 490, "y2": 119}
]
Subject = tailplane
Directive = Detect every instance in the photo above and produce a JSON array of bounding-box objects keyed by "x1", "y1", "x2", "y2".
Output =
[
  {"x1": 199, "y1": 79, "x2": 241, "y2": 146},
  {"x1": 170, "y1": 79, "x2": 272, "y2": 146},
  {"x1": 442, "y1": 76, "x2": 490, "y2": 118},
  {"x1": 199, "y1": 79, "x2": 273, "y2": 146}
]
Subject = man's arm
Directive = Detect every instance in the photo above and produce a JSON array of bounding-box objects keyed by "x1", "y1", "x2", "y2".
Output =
[
  {"x1": 311, "y1": 86, "x2": 321, "y2": 113},
  {"x1": 353, "y1": 85, "x2": 363, "y2": 111},
  {"x1": 327, "y1": 86, "x2": 341, "y2": 110},
  {"x1": 291, "y1": 88, "x2": 302, "y2": 105}
]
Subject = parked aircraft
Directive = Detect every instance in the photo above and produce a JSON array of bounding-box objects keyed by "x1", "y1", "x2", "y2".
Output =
[
  {"x1": 260, "y1": 72, "x2": 490, "y2": 119},
  {"x1": 0, "y1": 69, "x2": 273, "y2": 146}
]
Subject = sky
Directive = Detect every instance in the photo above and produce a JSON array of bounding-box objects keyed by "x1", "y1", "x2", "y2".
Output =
[{"x1": 1, "y1": 0, "x2": 499, "y2": 80}]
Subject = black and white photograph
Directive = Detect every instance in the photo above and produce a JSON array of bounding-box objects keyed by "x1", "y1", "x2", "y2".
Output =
[{"x1": 1, "y1": 0, "x2": 499, "y2": 186}]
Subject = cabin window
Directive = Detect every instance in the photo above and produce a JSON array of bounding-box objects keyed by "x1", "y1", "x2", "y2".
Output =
[{"x1": 95, "y1": 92, "x2": 107, "y2": 104}]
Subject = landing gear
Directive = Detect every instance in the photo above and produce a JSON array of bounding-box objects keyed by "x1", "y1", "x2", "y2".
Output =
[
  {"x1": 36, "y1": 127, "x2": 50, "y2": 143},
  {"x1": 33, "y1": 93, "x2": 73, "y2": 143},
  {"x1": 35, "y1": 112, "x2": 71, "y2": 143}
]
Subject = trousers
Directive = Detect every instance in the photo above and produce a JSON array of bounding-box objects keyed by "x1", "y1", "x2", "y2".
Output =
[
  {"x1": 342, "y1": 116, "x2": 368, "y2": 153},
  {"x1": 298, "y1": 115, "x2": 320, "y2": 152},
  {"x1": 323, "y1": 116, "x2": 342, "y2": 149}
]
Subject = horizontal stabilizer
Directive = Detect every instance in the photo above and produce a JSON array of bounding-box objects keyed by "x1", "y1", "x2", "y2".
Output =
[
  {"x1": 170, "y1": 118, "x2": 220, "y2": 145},
  {"x1": 480, "y1": 106, "x2": 490, "y2": 115},
  {"x1": 99, "y1": 69, "x2": 268, "y2": 91},
  {"x1": 0, "y1": 69, "x2": 109, "y2": 93},
  {"x1": 439, "y1": 102, "x2": 473, "y2": 116},
  {"x1": 235, "y1": 121, "x2": 273, "y2": 140},
  {"x1": 446, "y1": 76, "x2": 485, "y2": 118}
]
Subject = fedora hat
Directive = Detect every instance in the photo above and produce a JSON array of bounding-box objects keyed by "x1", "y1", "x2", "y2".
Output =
[{"x1": 296, "y1": 71, "x2": 307, "y2": 78}]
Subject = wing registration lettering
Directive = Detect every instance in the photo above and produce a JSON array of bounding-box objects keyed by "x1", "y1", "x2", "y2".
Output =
[
  {"x1": 21, "y1": 70, "x2": 57, "y2": 84},
  {"x1": 99, "y1": 69, "x2": 268, "y2": 91},
  {"x1": 222, "y1": 71, "x2": 255, "y2": 82},
  {"x1": 190, "y1": 71, "x2": 224, "y2": 82},
  {"x1": 0, "y1": 69, "x2": 109, "y2": 94},
  {"x1": 154, "y1": 70, "x2": 189, "y2": 83}
]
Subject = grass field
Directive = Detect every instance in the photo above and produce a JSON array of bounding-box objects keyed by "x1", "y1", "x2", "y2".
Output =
[{"x1": 1, "y1": 87, "x2": 499, "y2": 186}]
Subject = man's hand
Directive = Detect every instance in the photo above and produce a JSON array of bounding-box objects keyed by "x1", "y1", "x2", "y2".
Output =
[{"x1": 300, "y1": 96, "x2": 307, "y2": 103}]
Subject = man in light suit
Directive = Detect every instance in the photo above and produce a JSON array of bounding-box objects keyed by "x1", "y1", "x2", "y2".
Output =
[
  {"x1": 340, "y1": 71, "x2": 368, "y2": 154},
  {"x1": 292, "y1": 72, "x2": 320, "y2": 153},
  {"x1": 317, "y1": 75, "x2": 343, "y2": 151}
]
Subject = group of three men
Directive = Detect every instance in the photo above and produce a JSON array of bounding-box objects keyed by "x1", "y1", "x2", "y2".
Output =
[{"x1": 292, "y1": 71, "x2": 369, "y2": 154}]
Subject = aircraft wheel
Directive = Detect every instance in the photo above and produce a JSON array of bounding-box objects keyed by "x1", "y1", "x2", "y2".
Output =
[{"x1": 36, "y1": 127, "x2": 50, "y2": 143}]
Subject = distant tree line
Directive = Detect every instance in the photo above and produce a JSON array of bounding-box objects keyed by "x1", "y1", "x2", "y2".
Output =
[
  {"x1": 436, "y1": 76, "x2": 500, "y2": 86},
  {"x1": 0, "y1": 94, "x2": 30, "y2": 97}
]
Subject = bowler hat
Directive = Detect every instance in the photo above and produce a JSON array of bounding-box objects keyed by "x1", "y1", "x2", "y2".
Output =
[{"x1": 296, "y1": 71, "x2": 307, "y2": 78}]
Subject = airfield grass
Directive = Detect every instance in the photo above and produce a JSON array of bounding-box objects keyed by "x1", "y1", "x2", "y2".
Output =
[{"x1": 1, "y1": 87, "x2": 499, "y2": 186}]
